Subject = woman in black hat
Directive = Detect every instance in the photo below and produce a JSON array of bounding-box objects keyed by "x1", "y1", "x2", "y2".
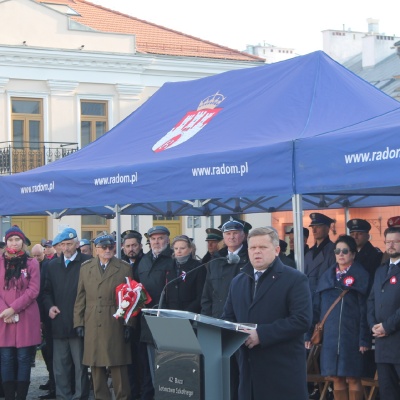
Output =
[{"x1": 0, "y1": 225, "x2": 41, "y2": 400}]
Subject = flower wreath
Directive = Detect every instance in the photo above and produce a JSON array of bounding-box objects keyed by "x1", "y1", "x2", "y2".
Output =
[{"x1": 113, "y1": 277, "x2": 152, "y2": 324}]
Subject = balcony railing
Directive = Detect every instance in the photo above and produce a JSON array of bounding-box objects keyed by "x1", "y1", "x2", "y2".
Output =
[{"x1": 0, "y1": 141, "x2": 79, "y2": 175}]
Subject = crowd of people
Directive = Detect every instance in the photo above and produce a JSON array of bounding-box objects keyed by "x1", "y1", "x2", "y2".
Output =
[{"x1": 0, "y1": 213, "x2": 398, "y2": 400}]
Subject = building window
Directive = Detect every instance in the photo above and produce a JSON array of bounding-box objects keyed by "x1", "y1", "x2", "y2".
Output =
[
  {"x1": 80, "y1": 100, "x2": 108, "y2": 147},
  {"x1": 81, "y1": 215, "x2": 110, "y2": 246},
  {"x1": 11, "y1": 98, "x2": 43, "y2": 149}
]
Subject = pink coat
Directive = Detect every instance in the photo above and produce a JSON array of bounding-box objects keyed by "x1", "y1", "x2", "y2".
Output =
[{"x1": 0, "y1": 256, "x2": 41, "y2": 347}]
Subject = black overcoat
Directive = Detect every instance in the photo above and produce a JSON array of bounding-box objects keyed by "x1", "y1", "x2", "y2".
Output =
[
  {"x1": 222, "y1": 257, "x2": 312, "y2": 400},
  {"x1": 304, "y1": 239, "x2": 336, "y2": 304},
  {"x1": 43, "y1": 252, "x2": 91, "y2": 338},
  {"x1": 314, "y1": 262, "x2": 371, "y2": 377},
  {"x1": 367, "y1": 261, "x2": 400, "y2": 363},
  {"x1": 355, "y1": 241, "x2": 382, "y2": 292},
  {"x1": 164, "y1": 257, "x2": 206, "y2": 313},
  {"x1": 201, "y1": 244, "x2": 248, "y2": 318}
]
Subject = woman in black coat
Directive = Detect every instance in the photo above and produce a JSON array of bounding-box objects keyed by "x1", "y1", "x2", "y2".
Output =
[
  {"x1": 314, "y1": 235, "x2": 371, "y2": 400},
  {"x1": 164, "y1": 235, "x2": 206, "y2": 312}
]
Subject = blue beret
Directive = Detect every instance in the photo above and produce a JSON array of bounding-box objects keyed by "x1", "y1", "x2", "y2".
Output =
[
  {"x1": 309, "y1": 213, "x2": 334, "y2": 227},
  {"x1": 52, "y1": 234, "x2": 62, "y2": 246},
  {"x1": 94, "y1": 234, "x2": 115, "y2": 246},
  {"x1": 79, "y1": 239, "x2": 91, "y2": 247},
  {"x1": 58, "y1": 228, "x2": 77, "y2": 242},
  {"x1": 147, "y1": 226, "x2": 170, "y2": 237}
]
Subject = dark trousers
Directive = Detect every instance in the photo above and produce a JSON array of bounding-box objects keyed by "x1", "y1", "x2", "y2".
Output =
[
  {"x1": 41, "y1": 320, "x2": 55, "y2": 390},
  {"x1": 377, "y1": 363, "x2": 400, "y2": 400},
  {"x1": 0, "y1": 346, "x2": 35, "y2": 382},
  {"x1": 230, "y1": 353, "x2": 239, "y2": 400},
  {"x1": 138, "y1": 342, "x2": 154, "y2": 400},
  {"x1": 127, "y1": 339, "x2": 141, "y2": 399}
]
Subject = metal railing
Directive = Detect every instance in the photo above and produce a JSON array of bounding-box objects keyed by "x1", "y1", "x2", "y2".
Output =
[{"x1": 0, "y1": 141, "x2": 79, "y2": 174}]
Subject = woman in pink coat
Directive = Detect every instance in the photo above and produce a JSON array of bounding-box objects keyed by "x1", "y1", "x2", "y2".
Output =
[{"x1": 0, "y1": 225, "x2": 41, "y2": 400}]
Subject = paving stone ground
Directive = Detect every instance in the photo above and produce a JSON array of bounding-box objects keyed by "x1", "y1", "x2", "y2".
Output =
[{"x1": 24, "y1": 351, "x2": 97, "y2": 400}]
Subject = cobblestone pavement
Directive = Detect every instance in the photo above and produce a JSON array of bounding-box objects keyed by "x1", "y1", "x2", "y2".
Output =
[
  {"x1": 27, "y1": 355, "x2": 49, "y2": 399},
  {"x1": 27, "y1": 353, "x2": 96, "y2": 400}
]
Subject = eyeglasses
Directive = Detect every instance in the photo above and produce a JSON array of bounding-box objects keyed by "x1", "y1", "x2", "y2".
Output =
[
  {"x1": 384, "y1": 240, "x2": 400, "y2": 246},
  {"x1": 334, "y1": 248, "x2": 350, "y2": 255},
  {"x1": 97, "y1": 245, "x2": 114, "y2": 250}
]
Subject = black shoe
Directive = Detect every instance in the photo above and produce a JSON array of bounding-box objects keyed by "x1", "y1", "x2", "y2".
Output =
[
  {"x1": 309, "y1": 388, "x2": 320, "y2": 400},
  {"x1": 39, "y1": 391, "x2": 56, "y2": 399},
  {"x1": 39, "y1": 381, "x2": 50, "y2": 390}
]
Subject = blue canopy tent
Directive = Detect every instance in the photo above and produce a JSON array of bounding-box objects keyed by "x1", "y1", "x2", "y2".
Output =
[
  {"x1": 296, "y1": 107, "x2": 400, "y2": 197},
  {"x1": 0, "y1": 51, "x2": 399, "y2": 221}
]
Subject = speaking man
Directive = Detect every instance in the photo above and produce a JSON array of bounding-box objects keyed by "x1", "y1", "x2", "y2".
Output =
[{"x1": 223, "y1": 226, "x2": 312, "y2": 400}]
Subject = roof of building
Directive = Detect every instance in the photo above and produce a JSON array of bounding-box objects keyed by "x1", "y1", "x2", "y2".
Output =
[
  {"x1": 36, "y1": 0, "x2": 262, "y2": 62},
  {"x1": 343, "y1": 52, "x2": 400, "y2": 101}
]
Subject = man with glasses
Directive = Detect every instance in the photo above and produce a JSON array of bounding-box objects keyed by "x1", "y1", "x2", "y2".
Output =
[
  {"x1": 367, "y1": 226, "x2": 400, "y2": 400},
  {"x1": 223, "y1": 226, "x2": 312, "y2": 400},
  {"x1": 43, "y1": 228, "x2": 91, "y2": 400},
  {"x1": 74, "y1": 234, "x2": 134, "y2": 400}
]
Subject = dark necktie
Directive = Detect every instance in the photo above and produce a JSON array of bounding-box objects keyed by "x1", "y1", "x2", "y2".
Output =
[
  {"x1": 253, "y1": 271, "x2": 262, "y2": 297},
  {"x1": 101, "y1": 264, "x2": 106, "y2": 271},
  {"x1": 387, "y1": 263, "x2": 396, "y2": 276}
]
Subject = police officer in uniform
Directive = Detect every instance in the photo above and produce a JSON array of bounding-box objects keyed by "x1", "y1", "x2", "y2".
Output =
[
  {"x1": 347, "y1": 218, "x2": 382, "y2": 290},
  {"x1": 304, "y1": 213, "x2": 336, "y2": 304},
  {"x1": 201, "y1": 228, "x2": 223, "y2": 264},
  {"x1": 287, "y1": 227, "x2": 310, "y2": 261}
]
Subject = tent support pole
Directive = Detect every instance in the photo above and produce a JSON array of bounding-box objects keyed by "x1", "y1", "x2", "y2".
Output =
[
  {"x1": 292, "y1": 194, "x2": 304, "y2": 273},
  {"x1": 115, "y1": 205, "x2": 121, "y2": 256},
  {"x1": 345, "y1": 207, "x2": 350, "y2": 234}
]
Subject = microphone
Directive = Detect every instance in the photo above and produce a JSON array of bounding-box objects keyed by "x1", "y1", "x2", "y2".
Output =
[{"x1": 157, "y1": 253, "x2": 240, "y2": 312}]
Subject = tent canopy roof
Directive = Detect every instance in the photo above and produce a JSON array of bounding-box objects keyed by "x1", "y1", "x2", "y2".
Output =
[{"x1": 1, "y1": 51, "x2": 399, "y2": 217}]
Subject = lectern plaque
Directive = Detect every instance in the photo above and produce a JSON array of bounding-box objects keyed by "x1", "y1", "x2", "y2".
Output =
[{"x1": 155, "y1": 350, "x2": 202, "y2": 400}]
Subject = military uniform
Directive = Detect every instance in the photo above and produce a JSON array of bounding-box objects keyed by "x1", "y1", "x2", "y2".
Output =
[
  {"x1": 74, "y1": 235, "x2": 133, "y2": 400},
  {"x1": 304, "y1": 213, "x2": 336, "y2": 310}
]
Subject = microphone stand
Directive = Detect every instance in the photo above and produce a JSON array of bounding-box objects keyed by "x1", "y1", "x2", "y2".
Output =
[{"x1": 156, "y1": 253, "x2": 240, "y2": 316}]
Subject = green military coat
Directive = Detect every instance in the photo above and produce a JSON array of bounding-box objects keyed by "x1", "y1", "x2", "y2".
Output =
[{"x1": 74, "y1": 256, "x2": 133, "y2": 366}]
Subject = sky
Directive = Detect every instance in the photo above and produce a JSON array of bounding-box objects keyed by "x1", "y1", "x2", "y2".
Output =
[{"x1": 89, "y1": 0, "x2": 399, "y2": 55}]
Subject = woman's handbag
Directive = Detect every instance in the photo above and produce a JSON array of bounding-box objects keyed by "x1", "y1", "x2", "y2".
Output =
[{"x1": 310, "y1": 290, "x2": 349, "y2": 345}]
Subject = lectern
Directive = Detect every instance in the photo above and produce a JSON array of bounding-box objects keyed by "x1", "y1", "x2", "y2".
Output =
[{"x1": 143, "y1": 309, "x2": 252, "y2": 400}]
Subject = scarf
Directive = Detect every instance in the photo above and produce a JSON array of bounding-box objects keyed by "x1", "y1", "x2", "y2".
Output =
[{"x1": 3, "y1": 249, "x2": 29, "y2": 289}]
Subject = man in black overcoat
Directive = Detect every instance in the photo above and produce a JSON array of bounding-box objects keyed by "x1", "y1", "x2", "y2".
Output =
[
  {"x1": 223, "y1": 226, "x2": 312, "y2": 400},
  {"x1": 367, "y1": 226, "x2": 400, "y2": 400}
]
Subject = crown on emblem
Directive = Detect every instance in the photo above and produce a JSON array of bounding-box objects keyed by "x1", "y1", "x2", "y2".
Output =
[
  {"x1": 352, "y1": 220, "x2": 357, "y2": 225},
  {"x1": 197, "y1": 91, "x2": 226, "y2": 110}
]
